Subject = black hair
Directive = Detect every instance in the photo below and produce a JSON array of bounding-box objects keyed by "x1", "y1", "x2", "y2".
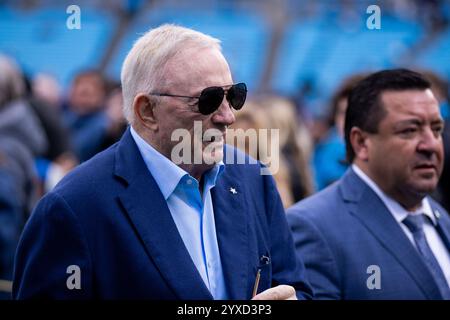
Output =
[{"x1": 344, "y1": 68, "x2": 431, "y2": 163}]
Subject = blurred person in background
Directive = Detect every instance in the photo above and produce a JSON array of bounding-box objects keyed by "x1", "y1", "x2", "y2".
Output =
[
  {"x1": 21, "y1": 73, "x2": 78, "y2": 193},
  {"x1": 32, "y1": 73, "x2": 62, "y2": 110},
  {"x1": 0, "y1": 54, "x2": 47, "y2": 295},
  {"x1": 0, "y1": 54, "x2": 46, "y2": 221},
  {"x1": 63, "y1": 71, "x2": 127, "y2": 163},
  {"x1": 62, "y1": 70, "x2": 109, "y2": 162},
  {"x1": 415, "y1": 0, "x2": 449, "y2": 34},
  {"x1": 99, "y1": 84, "x2": 127, "y2": 150},
  {"x1": 0, "y1": 151, "x2": 21, "y2": 299},
  {"x1": 313, "y1": 74, "x2": 366, "y2": 190},
  {"x1": 261, "y1": 96, "x2": 314, "y2": 204},
  {"x1": 229, "y1": 96, "x2": 314, "y2": 208}
]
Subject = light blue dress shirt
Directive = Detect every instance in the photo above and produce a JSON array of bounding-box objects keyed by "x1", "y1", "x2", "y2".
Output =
[{"x1": 130, "y1": 127, "x2": 228, "y2": 299}]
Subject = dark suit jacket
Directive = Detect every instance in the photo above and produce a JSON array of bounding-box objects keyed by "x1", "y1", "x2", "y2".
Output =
[
  {"x1": 13, "y1": 128, "x2": 312, "y2": 299},
  {"x1": 287, "y1": 168, "x2": 450, "y2": 299}
]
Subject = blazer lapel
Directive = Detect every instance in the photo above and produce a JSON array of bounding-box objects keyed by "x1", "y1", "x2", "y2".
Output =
[
  {"x1": 430, "y1": 203, "x2": 450, "y2": 252},
  {"x1": 341, "y1": 169, "x2": 443, "y2": 299},
  {"x1": 114, "y1": 129, "x2": 212, "y2": 300},
  {"x1": 212, "y1": 171, "x2": 249, "y2": 300}
]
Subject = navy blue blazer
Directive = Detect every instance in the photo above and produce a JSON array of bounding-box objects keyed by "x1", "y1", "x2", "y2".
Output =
[
  {"x1": 13, "y1": 128, "x2": 312, "y2": 300},
  {"x1": 287, "y1": 168, "x2": 450, "y2": 300}
]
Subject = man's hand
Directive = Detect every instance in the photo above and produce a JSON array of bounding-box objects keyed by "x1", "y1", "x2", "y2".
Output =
[{"x1": 252, "y1": 285, "x2": 297, "y2": 300}]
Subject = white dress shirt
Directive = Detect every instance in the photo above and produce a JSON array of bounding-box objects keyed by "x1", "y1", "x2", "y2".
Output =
[
  {"x1": 352, "y1": 164, "x2": 450, "y2": 288},
  {"x1": 130, "y1": 126, "x2": 228, "y2": 299}
]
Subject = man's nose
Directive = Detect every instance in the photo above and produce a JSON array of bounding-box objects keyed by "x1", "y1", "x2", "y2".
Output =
[
  {"x1": 211, "y1": 99, "x2": 236, "y2": 126},
  {"x1": 417, "y1": 127, "x2": 442, "y2": 155}
]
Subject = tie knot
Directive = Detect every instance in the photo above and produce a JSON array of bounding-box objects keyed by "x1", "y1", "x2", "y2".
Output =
[{"x1": 403, "y1": 214, "x2": 426, "y2": 233}]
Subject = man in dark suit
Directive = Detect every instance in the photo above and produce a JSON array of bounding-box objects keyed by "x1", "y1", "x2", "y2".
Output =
[
  {"x1": 13, "y1": 24, "x2": 312, "y2": 300},
  {"x1": 287, "y1": 69, "x2": 450, "y2": 299}
]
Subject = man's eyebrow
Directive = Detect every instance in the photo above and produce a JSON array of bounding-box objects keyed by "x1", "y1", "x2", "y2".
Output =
[
  {"x1": 431, "y1": 118, "x2": 445, "y2": 126},
  {"x1": 394, "y1": 119, "x2": 423, "y2": 128},
  {"x1": 394, "y1": 118, "x2": 444, "y2": 128}
]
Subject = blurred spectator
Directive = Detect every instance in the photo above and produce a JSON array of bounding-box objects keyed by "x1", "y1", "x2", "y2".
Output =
[
  {"x1": 229, "y1": 96, "x2": 314, "y2": 208},
  {"x1": 415, "y1": 0, "x2": 449, "y2": 33},
  {"x1": 62, "y1": 70, "x2": 109, "y2": 162},
  {"x1": 260, "y1": 96, "x2": 315, "y2": 203},
  {"x1": 20, "y1": 74, "x2": 78, "y2": 193},
  {"x1": 0, "y1": 54, "x2": 45, "y2": 291},
  {"x1": 0, "y1": 54, "x2": 46, "y2": 218},
  {"x1": 62, "y1": 71, "x2": 127, "y2": 163},
  {"x1": 32, "y1": 73, "x2": 62, "y2": 109},
  {"x1": 99, "y1": 85, "x2": 127, "y2": 150},
  {"x1": 313, "y1": 74, "x2": 366, "y2": 190},
  {"x1": 0, "y1": 152, "x2": 20, "y2": 288}
]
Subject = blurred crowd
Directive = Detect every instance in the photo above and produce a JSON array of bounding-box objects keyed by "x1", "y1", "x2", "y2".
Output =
[
  {"x1": 0, "y1": 55, "x2": 127, "y2": 287},
  {"x1": 1, "y1": 50, "x2": 450, "y2": 291}
]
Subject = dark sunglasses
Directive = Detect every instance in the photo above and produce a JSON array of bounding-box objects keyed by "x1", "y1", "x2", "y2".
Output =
[{"x1": 149, "y1": 82, "x2": 247, "y2": 115}]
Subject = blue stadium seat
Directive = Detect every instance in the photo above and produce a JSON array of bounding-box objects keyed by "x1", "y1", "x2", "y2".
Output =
[
  {"x1": 106, "y1": 7, "x2": 269, "y2": 92},
  {"x1": 271, "y1": 14, "x2": 422, "y2": 114},
  {"x1": 271, "y1": 18, "x2": 339, "y2": 96},
  {"x1": 0, "y1": 5, "x2": 117, "y2": 88},
  {"x1": 415, "y1": 27, "x2": 450, "y2": 79},
  {"x1": 319, "y1": 15, "x2": 421, "y2": 94}
]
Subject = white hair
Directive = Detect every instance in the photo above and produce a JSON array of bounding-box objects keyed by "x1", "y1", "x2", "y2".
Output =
[
  {"x1": 0, "y1": 54, "x2": 25, "y2": 107},
  {"x1": 120, "y1": 24, "x2": 222, "y2": 123}
]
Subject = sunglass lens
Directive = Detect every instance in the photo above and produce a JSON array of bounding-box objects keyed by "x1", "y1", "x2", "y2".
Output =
[
  {"x1": 227, "y1": 83, "x2": 247, "y2": 110},
  {"x1": 198, "y1": 87, "x2": 224, "y2": 115}
]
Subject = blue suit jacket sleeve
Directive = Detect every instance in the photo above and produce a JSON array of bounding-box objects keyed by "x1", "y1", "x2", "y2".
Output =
[
  {"x1": 286, "y1": 209, "x2": 340, "y2": 299},
  {"x1": 13, "y1": 192, "x2": 93, "y2": 299},
  {"x1": 264, "y1": 174, "x2": 313, "y2": 300}
]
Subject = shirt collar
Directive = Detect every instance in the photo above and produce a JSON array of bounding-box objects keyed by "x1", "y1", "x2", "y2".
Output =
[
  {"x1": 352, "y1": 164, "x2": 436, "y2": 225},
  {"x1": 130, "y1": 126, "x2": 224, "y2": 199},
  {"x1": 203, "y1": 160, "x2": 225, "y2": 192}
]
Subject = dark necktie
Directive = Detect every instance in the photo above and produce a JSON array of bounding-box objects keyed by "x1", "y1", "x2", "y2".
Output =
[{"x1": 403, "y1": 214, "x2": 450, "y2": 299}]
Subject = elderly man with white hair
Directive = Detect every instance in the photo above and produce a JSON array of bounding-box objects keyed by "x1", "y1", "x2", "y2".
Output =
[{"x1": 13, "y1": 24, "x2": 312, "y2": 300}]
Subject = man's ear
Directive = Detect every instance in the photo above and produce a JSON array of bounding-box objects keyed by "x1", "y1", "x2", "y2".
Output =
[
  {"x1": 350, "y1": 127, "x2": 370, "y2": 162},
  {"x1": 133, "y1": 94, "x2": 158, "y2": 131}
]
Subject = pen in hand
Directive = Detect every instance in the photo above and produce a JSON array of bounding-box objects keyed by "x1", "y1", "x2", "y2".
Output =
[{"x1": 252, "y1": 268, "x2": 261, "y2": 298}]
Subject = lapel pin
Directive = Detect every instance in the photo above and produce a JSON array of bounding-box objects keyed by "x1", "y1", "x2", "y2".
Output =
[
  {"x1": 434, "y1": 209, "x2": 441, "y2": 220},
  {"x1": 229, "y1": 187, "x2": 237, "y2": 195}
]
